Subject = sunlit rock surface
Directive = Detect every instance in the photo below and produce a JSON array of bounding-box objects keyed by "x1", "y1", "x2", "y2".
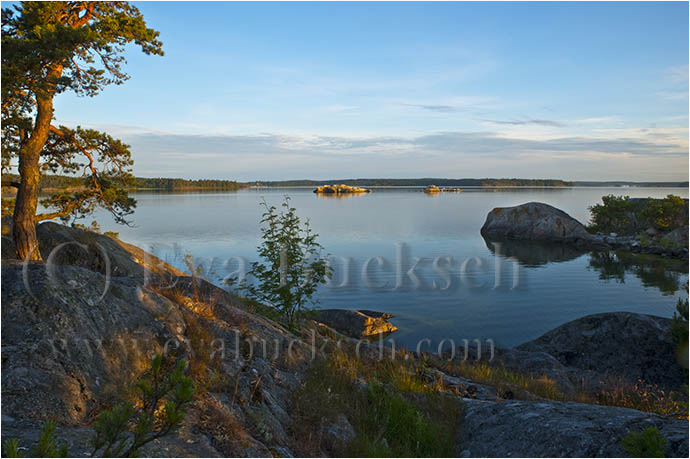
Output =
[{"x1": 480, "y1": 202, "x2": 597, "y2": 245}]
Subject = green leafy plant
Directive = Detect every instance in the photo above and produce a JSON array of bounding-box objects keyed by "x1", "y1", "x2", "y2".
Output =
[
  {"x1": 622, "y1": 426, "x2": 666, "y2": 458},
  {"x1": 2, "y1": 420, "x2": 69, "y2": 457},
  {"x1": 90, "y1": 354, "x2": 194, "y2": 457},
  {"x1": 2, "y1": 438, "x2": 22, "y2": 458},
  {"x1": 291, "y1": 348, "x2": 462, "y2": 457},
  {"x1": 351, "y1": 384, "x2": 456, "y2": 457},
  {"x1": 241, "y1": 196, "x2": 331, "y2": 329},
  {"x1": 587, "y1": 195, "x2": 636, "y2": 234},
  {"x1": 641, "y1": 195, "x2": 686, "y2": 231}
]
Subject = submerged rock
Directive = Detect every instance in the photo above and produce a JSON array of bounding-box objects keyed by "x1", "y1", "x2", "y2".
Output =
[
  {"x1": 480, "y1": 202, "x2": 597, "y2": 245},
  {"x1": 312, "y1": 309, "x2": 397, "y2": 338}
]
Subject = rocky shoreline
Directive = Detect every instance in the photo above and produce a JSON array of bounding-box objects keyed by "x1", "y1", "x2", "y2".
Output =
[
  {"x1": 1, "y1": 222, "x2": 688, "y2": 457},
  {"x1": 481, "y1": 201, "x2": 689, "y2": 260},
  {"x1": 592, "y1": 230, "x2": 689, "y2": 260}
]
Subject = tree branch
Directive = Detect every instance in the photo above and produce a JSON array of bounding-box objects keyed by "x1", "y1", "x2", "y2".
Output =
[
  {"x1": 35, "y1": 194, "x2": 88, "y2": 222},
  {"x1": 48, "y1": 124, "x2": 117, "y2": 215},
  {"x1": 1, "y1": 180, "x2": 20, "y2": 188}
]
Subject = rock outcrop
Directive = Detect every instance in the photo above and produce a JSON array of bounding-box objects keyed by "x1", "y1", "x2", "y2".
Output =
[
  {"x1": 1, "y1": 224, "x2": 320, "y2": 456},
  {"x1": 480, "y1": 202, "x2": 597, "y2": 245},
  {"x1": 34, "y1": 221, "x2": 184, "y2": 282},
  {"x1": 516, "y1": 312, "x2": 686, "y2": 392},
  {"x1": 311, "y1": 309, "x2": 397, "y2": 338},
  {"x1": 662, "y1": 225, "x2": 689, "y2": 249},
  {"x1": 459, "y1": 399, "x2": 689, "y2": 458},
  {"x1": 2, "y1": 261, "x2": 188, "y2": 424}
]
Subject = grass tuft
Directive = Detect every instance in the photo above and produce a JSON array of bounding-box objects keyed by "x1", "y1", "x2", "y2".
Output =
[{"x1": 291, "y1": 348, "x2": 462, "y2": 457}]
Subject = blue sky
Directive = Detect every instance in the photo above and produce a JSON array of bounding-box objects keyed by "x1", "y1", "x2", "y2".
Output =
[{"x1": 50, "y1": 1, "x2": 689, "y2": 181}]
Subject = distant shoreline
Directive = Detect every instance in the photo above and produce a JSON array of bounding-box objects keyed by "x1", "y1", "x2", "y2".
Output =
[
  {"x1": 2, "y1": 174, "x2": 687, "y2": 195},
  {"x1": 244, "y1": 179, "x2": 689, "y2": 188},
  {"x1": 246, "y1": 184, "x2": 689, "y2": 189}
]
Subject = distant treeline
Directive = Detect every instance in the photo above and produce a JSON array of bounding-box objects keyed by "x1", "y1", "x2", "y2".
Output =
[
  {"x1": 251, "y1": 178, "x2": 575, "y2": 187},
  {"x1": 571, "y1": 181, "x2": 689, "y2": 188},
  {"x1": 252, "y1": 178, "x2": 689, "y2": 188},
  {"x1": 135, "y1": 177, "x2": 243, "y2": 191},
  {"x1": 2, "y1": 174, "x2": 243, "y2": 191}
]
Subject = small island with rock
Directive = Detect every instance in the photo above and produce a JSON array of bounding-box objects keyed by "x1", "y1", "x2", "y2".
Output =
[
  {"x1": 480, "y1": 195, "x2": 689, "y2": 259},
  {"x1": 313, "y1": 184, "x2": 372, "y2": 194},
  {"x1": 423, "y1": 184, "x2": 462, "y2": 193}
]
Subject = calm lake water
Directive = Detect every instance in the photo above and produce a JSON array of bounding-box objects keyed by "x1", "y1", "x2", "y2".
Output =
[{"x1": 86, "y1": 187, "x2": 688, "y2": 349}]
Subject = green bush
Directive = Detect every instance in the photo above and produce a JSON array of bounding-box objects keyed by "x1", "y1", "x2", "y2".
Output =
[
  {"x1": 241, "y1": 197, "x2": 331, "y2": 329},
  {"x1": 1, "y1": 421, "x2": 69, "y2": 457},
  {"x1": 588, "y1": 194, "x2": 687, "y2": 235},
  {"x1": 291, "y1": 350, "x2": 462, "y2": 457},
  {"x1": 2, "y1": 355, "x2": 194, "y2": 458},
  {"x1": 90, "y1": 354, "x2": 194, "y2": 457},
  {"x1": 587, "y1": 195, "x2": 636, "y2": 234},
  {"x1": 641, "y1": 195, "x2": 686, "y2": 231},
  {"x1": 350, "y1": 384, "x2": 456, "y2": 457},
  {"x1": 621, "y1": 426, "x2": 666, "y2": 457}
]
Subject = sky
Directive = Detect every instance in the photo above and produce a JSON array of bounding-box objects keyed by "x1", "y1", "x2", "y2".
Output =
[{"x1": 48, "y1": 1, "x2": 689, "y2": 181}]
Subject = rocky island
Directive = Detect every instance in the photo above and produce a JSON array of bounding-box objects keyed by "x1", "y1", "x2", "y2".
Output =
[
  {"x1": 313, "y1": 184, "x2": 372, "y2": 194},
  {"x1": 481, "y1": 196, "x2": 689, "y2": 259},
  {"x1": 423, "y1": 184, "x2": 463, "y2": 193}
]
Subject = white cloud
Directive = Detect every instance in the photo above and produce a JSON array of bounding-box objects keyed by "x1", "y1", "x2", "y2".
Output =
[
  {"x1": 575, "y1": 116, "x2": 619, "y2": 124},
  {"x1": 117, "y1": 128, "x2": 688, "y2": 181}
]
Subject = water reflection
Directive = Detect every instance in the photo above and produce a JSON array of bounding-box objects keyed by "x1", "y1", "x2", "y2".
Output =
[
  {"x1": 587, "y1": 251, "x2": 688, "y2": 296},
  {"x1": 314, "y1": 192, "x2": 370, "y2": 199},
  {"x1": 483, "y1": 236, "x2": 687, "y2": 296},
  {"x1": 482, "y1": 237, "x2": 587, "y2": 266}
]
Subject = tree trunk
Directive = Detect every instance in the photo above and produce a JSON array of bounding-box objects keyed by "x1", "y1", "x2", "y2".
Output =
[{"x1": 12, "y1": 96, "x2": 54, "y2": 260}]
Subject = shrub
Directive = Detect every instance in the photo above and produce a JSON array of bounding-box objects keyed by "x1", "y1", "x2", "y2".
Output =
[
  {"x1": 90, "y1": 354, "x2": 194, "y2": 457},
  {"x1": 2, "y1": 420, "x2": 69, "y2": 458},
  {"x1": 291, "y1": 348, "x2": 462, "y2": 457},
  {"x1": 241, "y1": 196, "x2": 331, "y2": 329},
  {"x1": 587, "y1": 195, "x2": 636, "y2": 234},
  {"x1": 641, "y1": 195, "x2": 686, "y2": 231},
  {"x1": 350, "y1": 384, "x2": 454, "y2": 457},
  {"x1": 621, "y1": 426, "x2": 666, "y2": 458}
]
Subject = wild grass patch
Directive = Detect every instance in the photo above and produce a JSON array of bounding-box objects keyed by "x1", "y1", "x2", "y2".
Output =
[
  {"x1": 436, "y1": 360, "x2": 564, "y2": 401},
  {"x1": 291, "y1": 348, "x2": 462, "y2": 457}
]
